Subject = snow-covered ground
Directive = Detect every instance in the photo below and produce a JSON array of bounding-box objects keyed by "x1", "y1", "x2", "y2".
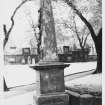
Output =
[
  {"x1": 3, "y1": 61, "x2": 97, "y2": 88},
  {"x1": 4, "y1": 65, "x2": 36, "y2": 88},
  {"x1": 1, "y1": 91, "x2": 36, "y2": 105},
  {"x1": 64, "y1": 61, "x2": 96, "y2": 76},
  {"x1": 1, "y1": 61, "x2": 97, "y2": 105},
  {"x1": 65, "y1": 73, "x2": 102, "y2": 94}
]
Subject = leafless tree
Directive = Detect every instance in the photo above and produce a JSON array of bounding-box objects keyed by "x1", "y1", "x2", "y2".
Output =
[
  {"x1": 24, "y1": 8, "x2": 42, "y2": 61},
  {"x1": 65, "y1": 0, "x2": 102, "y2": 73},
  {"x1": 63, "y1": 15, "x2": 90, "y2": 52},
  {"x1": 3, "y1": 0, "x2": 32, "y2": 49}
]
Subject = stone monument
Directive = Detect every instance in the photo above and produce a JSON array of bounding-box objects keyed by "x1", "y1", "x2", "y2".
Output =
[{"x1": 30, "y1": 0, "x2": 70, "y2": 105}]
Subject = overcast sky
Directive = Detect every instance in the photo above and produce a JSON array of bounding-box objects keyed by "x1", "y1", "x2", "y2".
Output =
[{"x1": 0, "y1": 0, "x2": 95, "y2": 52}]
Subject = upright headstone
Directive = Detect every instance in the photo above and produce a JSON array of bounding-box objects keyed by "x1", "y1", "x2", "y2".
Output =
[
  {"x1": 63, "y1": 46, "x2": 70, "y2": 54},
  {"x1": 31, "y1": 0, "x2": 70, "y2": 105}
]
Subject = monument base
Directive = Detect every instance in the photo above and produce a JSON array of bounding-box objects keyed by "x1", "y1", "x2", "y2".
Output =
[
  {"x1": 30, "y1": 62, "x2": 70, "y2": 105},
  {"x1": 30, "y1": 62, "x2": 70, "y2": 95},
  {"x1": 33, "y1": 93, "x2": 69, "y2": 105}
]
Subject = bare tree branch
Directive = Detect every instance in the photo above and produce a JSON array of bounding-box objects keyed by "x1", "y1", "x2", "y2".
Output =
[
  {"x1": 3, "y1": 0, "x2": 32, "y2": 48},
  {"x1": 63, "y1": 22, "x2": 74, "y2": 31},
  {"x1": 3, "y1": 24, "x2": 7, "y2": 37},
  {"x1": 81, "y1": 35, "x2": 84, "y2": 44},
  {"x1": 65, "y1": 0, "x2": 97, "y2": 43},
  {"x1": 8, "y1": 0, "x2": 31, "y2": 35},
  {"x1": 26, "y1": 16, "x2": 38, "y2": 41},
  {"x1": 83, "y1": 32, "x2": 90, "y2": 47},
  {"x1": 73, "y1": 16, "x2": 83, "y2": 48}
]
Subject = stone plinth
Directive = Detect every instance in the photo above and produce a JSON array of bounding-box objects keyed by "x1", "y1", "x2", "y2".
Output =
[
  {"x1": 33, "y1": 93, "x2": 69, "y2": 105},
  {"x1": 30, "y1": 62, "x2": 69, "y2": 95},
  {"x1": 31, "y1": 62, "x2": 70, "y2": 105}
]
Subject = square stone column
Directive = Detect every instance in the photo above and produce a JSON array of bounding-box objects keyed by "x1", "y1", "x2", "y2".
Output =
[
  {"x1": 30, "y1": 62, "x2": 70, "y2": 105},
  {"x1": 30, "y1": 0, "x2": 70, "y2": 104}
]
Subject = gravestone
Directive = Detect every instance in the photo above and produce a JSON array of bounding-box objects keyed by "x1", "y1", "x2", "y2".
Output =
[
  {"x1": 63, "y1": 46, "x2": 69, "y2": 54},
  {"x1": 22, "y1": 48, "x2": 30, "y2": 64},
  {"x1": 30, "y1": 0, "x2": 70, "y2": 105}
]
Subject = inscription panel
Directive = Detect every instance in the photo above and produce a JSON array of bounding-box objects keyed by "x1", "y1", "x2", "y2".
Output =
[{"x1": 40, "y1": 69, "x2": 65, "y2": 94}]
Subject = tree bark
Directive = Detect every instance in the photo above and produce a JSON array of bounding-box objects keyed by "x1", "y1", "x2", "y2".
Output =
[{"x1": 94, "y1": 28, "x2": 102, "y2": 73}]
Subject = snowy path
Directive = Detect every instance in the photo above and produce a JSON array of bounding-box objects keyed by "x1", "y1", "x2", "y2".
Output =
[
  {"x1": 4, "y1": 62, "x2": 96, "y2": 88},
  {"x1": 64, "y1": 61, "x2": 96, "y2": 76},
  {"x1": 2, "y1": 91, "x2": 36, "y2": 105}
]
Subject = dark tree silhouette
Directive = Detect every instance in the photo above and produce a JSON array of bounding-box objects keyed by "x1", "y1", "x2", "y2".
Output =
[{"x1": 65, "y1": 0, "x2": 102, "y2": 73}]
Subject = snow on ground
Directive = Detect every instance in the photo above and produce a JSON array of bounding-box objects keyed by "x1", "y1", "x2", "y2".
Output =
[
  {"x1": 1, "y1": 61, "x2": 97, "y2": 105},
  {"x1": 4, "y1": 65, "x2": 37, "y2": 88},
  {"x1": 64, "y1": 61, "x2": 96, "y2": 76},
  {"x1": 2, "y1": 91, "x2": 36, "y2": 105},
  {"x1": 65, "y1": 73, "x2": 102, "y2": 94},
  {"x1": 4, "y1": 62, "x2": 96, "y2": 88}
]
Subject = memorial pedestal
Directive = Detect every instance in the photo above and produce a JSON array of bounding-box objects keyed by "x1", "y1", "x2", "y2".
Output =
[
  {"x1": 33, "y1": 93, "x2": 69, "y2": 105},
  {"x1": 30, "y1": 62, "x2": 70, "y2": 105}
]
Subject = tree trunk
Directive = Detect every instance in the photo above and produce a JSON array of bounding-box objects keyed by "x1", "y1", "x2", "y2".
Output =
[
  {"x1": 96, "y1": 48, "x2": 102, "y2": 73},
  {"x1": 81, "y1": 47, "x2": 86, "y2": 61},
  {"x1": 93, "y1": 29, "x2": 102, "y2": 73}
]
